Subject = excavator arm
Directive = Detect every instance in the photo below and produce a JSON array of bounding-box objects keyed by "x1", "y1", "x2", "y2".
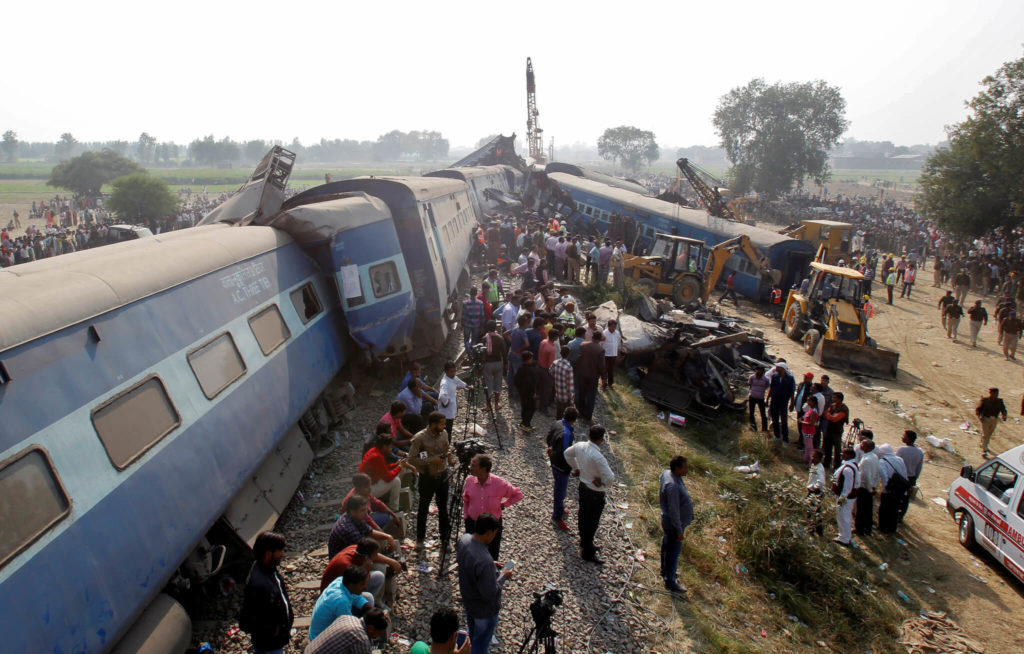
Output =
[
  {"x1": 676, "y1": 158, "x2": 738, "y2": 221},
  {"x1": 700, "y1": 235, "x2": 771, "y2": 302}
]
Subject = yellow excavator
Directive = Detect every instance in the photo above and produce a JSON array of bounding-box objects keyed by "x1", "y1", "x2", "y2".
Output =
[
  {"x1": 623, "y1": 233, "x2": 773, "y2": 304},
  {"x1": 781, "y1": 259, "x2": 899, "y2": 379}
]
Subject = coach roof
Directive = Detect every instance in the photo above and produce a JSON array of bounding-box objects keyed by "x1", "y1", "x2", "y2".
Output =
[
  {"x1": 548, "y1": 172, "x2": 806, "y2": 252},
  {"x1": 0, "y1": 224, "x2": 290, "y2": 354}
]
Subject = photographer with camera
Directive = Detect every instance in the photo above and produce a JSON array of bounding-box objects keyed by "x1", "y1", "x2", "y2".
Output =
[
  {"x1": 408, "y1": 411, "x2": 456, "y2": 551},
  {"x1": 463, "y1": 454, "x2": 523, "y2": 560},
  {"x1": 439, "y1": 360, "x2": 471, "y2": 437},
  {"x1": 457, "y1": 513, "x2": 511, "y2": 654}
]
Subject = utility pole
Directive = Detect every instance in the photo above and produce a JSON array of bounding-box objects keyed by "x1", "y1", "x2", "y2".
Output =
[{"x1": 526, "y1": 57, "x2": 545, "y2": 163}]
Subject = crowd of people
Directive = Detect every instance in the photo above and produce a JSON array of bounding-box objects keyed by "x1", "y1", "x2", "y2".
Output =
[
  {"x1": 751, "y1": 359, "x2": 926, "y2": 546},
  {"x1": 233, "y1": 253, "x2": 696, "y2": 653},
  {"x1": 0, "y1": 192, "x2": 226, "y2": 268}
]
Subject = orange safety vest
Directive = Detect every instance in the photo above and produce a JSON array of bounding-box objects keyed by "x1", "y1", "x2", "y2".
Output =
[
  {"x1": 863, "y1": 301, "x2": 875, "y2": 319},
  {"x1": 770, "y1": 289, "x2": 782, "y2": 305}
]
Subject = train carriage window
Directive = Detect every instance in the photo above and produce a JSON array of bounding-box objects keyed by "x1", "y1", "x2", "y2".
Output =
[
  {"x1": 188, "y1": 333, "x2": 247, "y2": 399},
  {"x1": 248, "y1": 304, "x2": 291, "y2": 355},
  {"x1": 370, "y1": 262, "x2": 401, "y2": 298},
  {"x1": 92, "y1": 376, "x2": 180, "y2": 470},
  {"x1": 585, "y1": 206, "x2": 593, "y2": 216},
  {"x1": 290, "y1": 283, "x2": 323, "y2": 324},
  {"x1": 0, "y1": 448, "x2": 70, "y2": 568}
]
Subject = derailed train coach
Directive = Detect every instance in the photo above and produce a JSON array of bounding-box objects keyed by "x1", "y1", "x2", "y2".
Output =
[
  {"x1": 548, "y1": 171, "x2": 815, "y2": 300},
  {"x1": 0, "y1": 147, "x2": 521, "y2": 653}
]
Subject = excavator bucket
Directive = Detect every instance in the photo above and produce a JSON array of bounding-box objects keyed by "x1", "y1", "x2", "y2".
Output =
[{"x1": 814, "y1": 338, "x2": 899, "y2": 380}]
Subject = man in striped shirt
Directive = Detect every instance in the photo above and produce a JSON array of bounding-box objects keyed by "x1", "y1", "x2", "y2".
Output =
[{"x1": 551, "y1": 346, "x2": 575, "y2": 420}]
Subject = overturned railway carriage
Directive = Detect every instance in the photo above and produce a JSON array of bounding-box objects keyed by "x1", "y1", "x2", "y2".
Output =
[
  {"x1": 0, "y1": 146, "x2": 505, "y2": 652},
  {"x1": 544, "y1": 162, "x2": 651, "y2": 196},
  {"x1": 0, "y1": 225, "x2": 350, "y2": 653},
  {"x1": 284, "y1": 175, "x2": 478, "y2": 358},
  {"x1": 548, "y1": 172, "x2": 815, "y2": 299},
  {"x1": 426, "y1": 164, "x2": 523, "y2": 218}
]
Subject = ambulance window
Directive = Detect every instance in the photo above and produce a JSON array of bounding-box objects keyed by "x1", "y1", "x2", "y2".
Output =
[
  {"x1": 974, "y1": 462, "x2": 996, "y2": 490},
  {"x1": 988, "y1": 463, "x2": 1018, "y2": 505}
]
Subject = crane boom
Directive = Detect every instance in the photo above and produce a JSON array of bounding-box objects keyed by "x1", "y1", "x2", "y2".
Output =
[
  {"x1": 526, "y1": 57, "x2": 544, "y2": 162},
  {"x1": 675, "y1": 158, "x2": 737, "y2": 221}
]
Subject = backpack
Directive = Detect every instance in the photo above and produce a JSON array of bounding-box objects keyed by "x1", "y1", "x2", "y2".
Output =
[{"x1": 881, "y1": 459, "x2": 910, "y2": 495}]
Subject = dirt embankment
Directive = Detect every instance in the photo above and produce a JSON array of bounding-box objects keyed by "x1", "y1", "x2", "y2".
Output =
[{"x1": 742, "y1": 267, "x2": 1024, "y2": 653}]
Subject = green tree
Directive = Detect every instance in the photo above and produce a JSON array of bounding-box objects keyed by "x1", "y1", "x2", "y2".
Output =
[
  {"x1": 107, "y1": 173, "x2": 180, "y2": 222},
  {"x1": 244, "y1": 139, "x2": 269, "y2": 162},
  {"x1": 713, "y1": 79, "x2": 848, "y2": 197},
  {"x1": 597, "y1": 126, "x2": 660, "y2": 173},
  {"x1": 372, "y1": 130, "x2": 405, "y2": 161},
  {"x1": 55, "y1": 132, "x2": 78, "y2": 159},
  {"x1": 136, "y1": 132, "x2": 157, "y2": 163},
  {"x1": 48, "y1": 149, "x2": 142, "y2": 196},
  {"x1": 2, "y1": 130, "x2": 17, "y2": 162},
  {"x1": 919, "y1": 52, "x2": 1024, "y2": 237},
  {"x1": 188, "y1": 135, "x2": 241, "y2": 165}
]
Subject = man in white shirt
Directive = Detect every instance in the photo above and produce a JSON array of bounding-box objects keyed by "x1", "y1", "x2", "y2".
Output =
[
  {"x1": 438, "y1": 360, "x2": 470, "y2": 436},
  {"x1": 833, "y1": 448, "x2": 859, "y2": 546},
  {"x1": 896, "y1": 430, "x2": 924, "y2": 522},
  {"x1": 855, "y1": 440, "x2": 879, "y2": 536},
  {"x1": 564, "y1": 425, "x2": 615, "y2": 564},
  {"x1": 500, "y1": 296, "x2": 520, "y2": 334},
  {"x1": 602, "y1": 319, "x2": 622, "y2": 389}
]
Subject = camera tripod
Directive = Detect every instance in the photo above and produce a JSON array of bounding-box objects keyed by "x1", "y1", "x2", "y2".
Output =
[
  {"x1": 437, "y1": 456, "x2": 472, "y2": 577},
  {"x1": 517, "y1": 620, "x2": 557, "y2": 653},
  {"x1": 462, "y1": 351, "x2": 503, "y2": 450}
]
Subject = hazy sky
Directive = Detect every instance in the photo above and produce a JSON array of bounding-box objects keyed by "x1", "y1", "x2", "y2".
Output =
[{"x1": 3, "y1": 0, "x2": 1022, "y2": 150}]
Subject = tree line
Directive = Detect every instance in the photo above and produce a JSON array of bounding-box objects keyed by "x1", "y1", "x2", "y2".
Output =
[{"x1": 0, "y1": 129, "x2": 451, "y2": 166}]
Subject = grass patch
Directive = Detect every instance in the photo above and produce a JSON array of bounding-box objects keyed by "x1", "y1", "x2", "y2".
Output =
[{"x1": 603, "y1": 386, "x2": 907, "y2": 652}]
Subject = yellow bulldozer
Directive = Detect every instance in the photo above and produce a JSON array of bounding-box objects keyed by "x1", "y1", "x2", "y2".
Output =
[
  {"x1": 781, "y1": 261, "x2": 899, "y2": 379},
  {"x1": 623, "y1": 233, "x2": 773, "y2": 305}
]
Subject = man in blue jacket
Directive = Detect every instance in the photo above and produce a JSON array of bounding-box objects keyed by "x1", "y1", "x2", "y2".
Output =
[
  {"x1": 767, "y1": 361, "x2": 796, "y2": 443},
  {"x1": 660, "y1": 456, "x2": 693, "y2": 593}
]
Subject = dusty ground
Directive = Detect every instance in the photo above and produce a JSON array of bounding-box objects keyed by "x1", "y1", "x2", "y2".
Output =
[{"x1": 740, "y1": 268, "x2": 1024, "y2": 653}]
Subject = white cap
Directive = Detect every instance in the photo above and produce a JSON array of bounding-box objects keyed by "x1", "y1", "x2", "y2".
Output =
[
  {"x1": 775, "y1": 361, "x2": 788, "y2": 370},
  {"x1": 878, "y1": 443, "x2": 895, "y2": 456}
]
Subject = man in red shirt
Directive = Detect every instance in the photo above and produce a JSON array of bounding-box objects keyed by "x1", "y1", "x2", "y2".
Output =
[
  {"x1": 320, "y1": 538, "x2": 393, "y2": 593},
  {"x1": 358, "y1": 433, "x2": 413, "y2": 510},
  {"x1": 536, "y1": 328, "x2": 559, "y2": 413},
  {"x1": 462, "y1": 454, "x2": 523, "y2": 560},
  {"x1": 344, "y1": 473, "x2": 404, "y2": 538}
]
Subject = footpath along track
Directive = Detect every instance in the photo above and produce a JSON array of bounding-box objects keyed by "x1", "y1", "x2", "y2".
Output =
[{"x1": 193, "y1": 292, "x2": 655, "y2": 653}]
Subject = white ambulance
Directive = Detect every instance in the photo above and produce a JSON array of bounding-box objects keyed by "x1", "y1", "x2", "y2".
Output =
[{"x1": 947, "y1": 443, "x2": 1024, "y2": 583}]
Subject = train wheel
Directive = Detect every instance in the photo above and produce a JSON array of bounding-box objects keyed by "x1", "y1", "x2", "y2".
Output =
[
  {"x1": 672, "y1": 277, "x2": 701, "y2": 305},
  {"x1": 785, "y1": 307, "x2": 806, "y2": 340},
  {"x1": 634, "y1": 278, "x2": 657, "y2": 296}
]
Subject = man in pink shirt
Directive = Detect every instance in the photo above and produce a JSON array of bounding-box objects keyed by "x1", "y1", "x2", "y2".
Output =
[{"x1": 462, "y1": 454, "x2": 523, "y2": 560}]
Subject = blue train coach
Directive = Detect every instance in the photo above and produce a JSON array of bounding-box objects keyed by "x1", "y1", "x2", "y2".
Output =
[
  {"x1": 549, "y1": 172, "x2": 815, "y2": 299},
  {"x1": 0, "y1": 224, "x2": 351, "y2": 653},
  {"x1": 283, "y1": 175, "x2": 477, "y2": 358}
]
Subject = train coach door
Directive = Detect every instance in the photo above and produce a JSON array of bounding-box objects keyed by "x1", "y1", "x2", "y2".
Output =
[{"x1": 425, "y1": 203, "x2": 451, "y2": 291}]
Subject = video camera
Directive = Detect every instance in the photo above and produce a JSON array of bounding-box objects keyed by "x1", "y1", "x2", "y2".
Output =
[
  {"x1": 452, "y1": 438, "x2": 487, "y2": 466},
  {"x1": 469, "y1": 342, "x2": 488, "y2": 364},
  {"x1": 529, "y1": 586, "x2": 563, "y2": 632}
]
